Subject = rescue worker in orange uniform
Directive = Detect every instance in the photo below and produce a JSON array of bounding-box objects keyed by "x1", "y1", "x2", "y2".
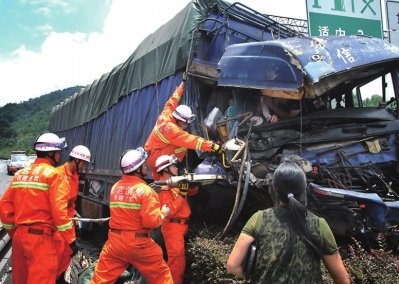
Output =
[
  {"x1": 0, "y1": 133, "x2": 75, "y2": 284},
  {"x1": 91, "y1": 147, "x2": 173, "y2": 284},
  {"x1": 155, "y1": 154, "x2": 196, "y2": 284},
  {"x1": 56, "y1": 145, "x2": 91, "y2": 284},
  {"x1": 144, "y1": 79, "x2": 222, "y2": 180}
]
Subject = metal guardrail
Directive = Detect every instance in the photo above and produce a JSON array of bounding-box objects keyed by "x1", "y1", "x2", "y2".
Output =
[
  {"x1": 265, "y1": 14, "x2": 308, "y2": 36},
  {"x1": 0, "y1": 224, "x2": 12, "y2": 276}
]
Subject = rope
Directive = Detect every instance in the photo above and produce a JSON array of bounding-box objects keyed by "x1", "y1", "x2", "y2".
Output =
[{"x1": 71, "y1": 217, "x2": 110, "y2": 223}]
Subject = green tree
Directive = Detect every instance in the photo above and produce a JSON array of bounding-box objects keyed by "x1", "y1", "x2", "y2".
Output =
[
  {"x1": 0, "y1": 118, "x2": 16, "y2": 138},
  {"x1": 363, "y1": 95, "x2": 382, "y2": 107},
  {"x1": 0, "y1": 86, "x2": 81, "y2": 157}
]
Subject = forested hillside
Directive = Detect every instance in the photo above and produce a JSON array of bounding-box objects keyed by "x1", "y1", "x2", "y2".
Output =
[{"x1": 0, "y1": 86, "x2": 81, "y2": 158}]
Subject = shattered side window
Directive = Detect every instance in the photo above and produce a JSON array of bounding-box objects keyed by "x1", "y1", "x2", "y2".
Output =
[
  {"x1": 330, "y1": 95, "x2": 346, "y2": 109},
  {"x1": 358, "y1": 75, "x2": 395, "y2": 107}
]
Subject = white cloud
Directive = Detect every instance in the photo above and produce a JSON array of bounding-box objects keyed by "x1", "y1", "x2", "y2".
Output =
[
  {"x1": 29, "y1": 0, "x2": 73, "y2": 15},
  {"x1": 0, "y1": 0, "x2": 322, "y2": 107},
  {"x1": 0, "y1": 0, "x2": 195, "y2": 106},
  {"x1": 36, "y1": 24, "x2": 53, "y2": 35},
  {"x1": 30, "y1": 0, "x2": 69, "y2": 9},
  {"x1": 34, "y1": 7, "x2": 51, "y2": 17}
]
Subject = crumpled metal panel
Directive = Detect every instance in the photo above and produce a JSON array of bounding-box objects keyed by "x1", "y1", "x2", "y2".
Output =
[
  {"x1": 288, "y1": 36, "x2": 399, "y2": 84},
  {"x1": 218, "y1": 41, "x2": 304, "y2": 90},
  {"x1": 218, "y1": 35, "x2": 399, "y2": 90}
]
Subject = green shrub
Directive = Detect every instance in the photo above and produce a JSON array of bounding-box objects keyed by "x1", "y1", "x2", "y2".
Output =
[
  {"x1": 187, "y1": 225, "x2": 399, "y2": 284},
  {"x1": 341, "y1": 238, "x2": 399, "y2": 284},
  {"x1": 186, "y1": 226, "x2": 246, "y2": 284}
]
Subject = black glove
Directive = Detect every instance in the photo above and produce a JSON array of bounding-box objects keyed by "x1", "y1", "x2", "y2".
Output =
[
  {"x1": 177, "y1": 180, "x2": 189, "y2": 198},
  {"x1": 69, "y1": 240, "x2": 80, "y2": 257},
  {"x1": 211, "y1": 142, "x2": 223, "y2": 154}
]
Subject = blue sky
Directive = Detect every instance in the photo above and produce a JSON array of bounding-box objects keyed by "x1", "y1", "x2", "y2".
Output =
[
  {"x1": 0, "y1": 0, "x2": 386, "y2": 106},
  {"x1": 0, "y1": 0, "x2": 110, "y2": 56}
]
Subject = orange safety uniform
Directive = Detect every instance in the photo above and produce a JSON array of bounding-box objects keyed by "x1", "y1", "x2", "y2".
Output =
[
  {"x1": 158, "y1": 184, "x2": 195, "y2": 284},
  {"x1": 56, "y1": 162, "x2": 79, "y2": 278},
  {"x1": 91, "y1": 175, "x2": 173, "y2": 284},
  {"x1": 144, "y1": 84, "x2": 214, "y2": 179},
  {"x1": 0, "y1": 158, "x2": 74, "y2": 284}
]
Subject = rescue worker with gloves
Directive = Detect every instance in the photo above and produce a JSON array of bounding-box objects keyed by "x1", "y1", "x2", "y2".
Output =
[
  {"x1": 145, "y1": 77, "x2": 222, "y2": 180},
  {"x1": 56, "y1": 145, "x2": 92, "y2": 284},
  {"x1": 0, "y1": 132, "x2": 74, "y2": 284},
  {"x1": 91, "y1": 147, "x2": 173, "y2": 284},
  {"x1": 155, "y1": 154, "x2": 196, "y2": 284}
]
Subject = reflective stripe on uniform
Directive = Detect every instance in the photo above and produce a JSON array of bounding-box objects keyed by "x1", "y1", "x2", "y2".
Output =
[
  {"x1": 196, "y1": 137, "x2": 204, "y2": 151},
  {"x1": 174, "y1": 147, "x2": 186, "y2": 154},
  {"x1": 11, "y1": 181, "x2": 50, "y2": 191},
  {"x1": 2, "y1": 223, "x2": 15, "y2": 230},
  {"x1": 154, "y1": 126, "x2": 170, "y2": 144},
  {"x1": 57, "y1": 220, "x2": 73, "y2": 232},
  {"x1": 110, "y1": 202, "x2": 141, "y2": 210}
]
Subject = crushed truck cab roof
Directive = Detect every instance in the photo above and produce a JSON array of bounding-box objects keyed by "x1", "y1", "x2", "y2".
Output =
[{"x1": 218, "y1": 35, "x2": 399, "y2": 98}]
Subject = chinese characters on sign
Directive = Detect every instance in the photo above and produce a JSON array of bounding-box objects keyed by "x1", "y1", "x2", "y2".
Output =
[
  {"x1": 306, "y1": 0, "x2": 383, "y2": 38},
  {"x1": 318, "y1": 26, "x2": 364, "y2": 36}
]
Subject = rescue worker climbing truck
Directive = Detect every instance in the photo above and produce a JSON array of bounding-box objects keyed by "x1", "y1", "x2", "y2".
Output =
[
  {"x1": 144, "y1": 80, "x2": 221, "y2": 180},
  {"x1": 50, "y1": 0, "x2": 399, "y2": 239}
]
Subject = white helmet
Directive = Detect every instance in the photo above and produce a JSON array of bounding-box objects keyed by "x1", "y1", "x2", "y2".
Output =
[
  {"x1": 172, "y1": 105, "x2": 196, "y2": 123},
  {"x1": 120, "y1": 147, "x2": 148, "y2": 174},
  {"x1": 34, "y1": 133, "x2": 66, "y2": 152},
  {"x1": 70, "y1": 145, "x2": 91, "y2": 162},
  {"x1": 155, "y1": 154, "x2": 178, "y2": 173}
]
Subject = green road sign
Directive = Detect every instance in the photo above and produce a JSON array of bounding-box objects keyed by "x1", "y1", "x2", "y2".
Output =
[
  {"x1": 307, "y1": 0, "x2": 383, "y2": 38},
  {"x1": 386, "y1": 0, "x2": 399, "y2": 45}
]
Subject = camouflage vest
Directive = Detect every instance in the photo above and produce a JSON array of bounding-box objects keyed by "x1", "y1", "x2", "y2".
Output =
[{"x1": 251, "y1": 207, "x2": 322, "y2": 284}]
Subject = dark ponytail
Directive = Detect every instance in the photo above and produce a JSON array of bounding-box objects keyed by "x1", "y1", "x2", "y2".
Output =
[
  {"x1": 273, "y1": 161, "x2": 324, "y2": 256},
  {"x1": 287, "y1": 193, "x2": 323, "y2": 256}
]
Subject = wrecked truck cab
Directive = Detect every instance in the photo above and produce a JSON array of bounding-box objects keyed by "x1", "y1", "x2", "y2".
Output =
[
  {"x1": 215, "y1": 35, "x2": 399, "y2": 168},
  {"x1": 203, "y1": 35, "x2": 399, "y2": 236},
  {"x1": 49, "y1": 0, "x2": 399, "y2": 240}
]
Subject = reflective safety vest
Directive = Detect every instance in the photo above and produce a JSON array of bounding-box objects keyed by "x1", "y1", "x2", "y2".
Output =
[
  {"x1": 58, "y1": 162, "x2": 79, "y2": 220},
  {"x1": 144, "y1": 84, "x2": 213, "y2": 161},
  {"x1": 109, "y1": 175, "x2": 164, "y2": 231},
  {"x1": 158, "y1": 185, "x2": 191, "y2": 219},
  {"x1": 0, "y1": 158, "x2": 75, "y2": 244}
]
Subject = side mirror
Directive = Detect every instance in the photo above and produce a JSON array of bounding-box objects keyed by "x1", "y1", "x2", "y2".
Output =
[{"x1": 87, "y1": 159, "x2": 95, "y2": 171}]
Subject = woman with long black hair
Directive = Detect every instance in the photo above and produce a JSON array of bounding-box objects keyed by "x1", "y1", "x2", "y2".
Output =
[{"x1": 227, "y1": 161, "x2": 350, "y2": 283}]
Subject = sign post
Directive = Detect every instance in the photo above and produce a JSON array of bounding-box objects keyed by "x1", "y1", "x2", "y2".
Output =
[
  {"x1": 306, "y1": 0, "x2": 383, "y2": 38},
  {"x1": 386, "y1": 0, "x2": 399, "y2": 45}
]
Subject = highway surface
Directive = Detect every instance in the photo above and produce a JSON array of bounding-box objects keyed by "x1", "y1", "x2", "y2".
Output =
[{"x1": 0, "y1": 160, "x2": 11, "y2": 197}]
